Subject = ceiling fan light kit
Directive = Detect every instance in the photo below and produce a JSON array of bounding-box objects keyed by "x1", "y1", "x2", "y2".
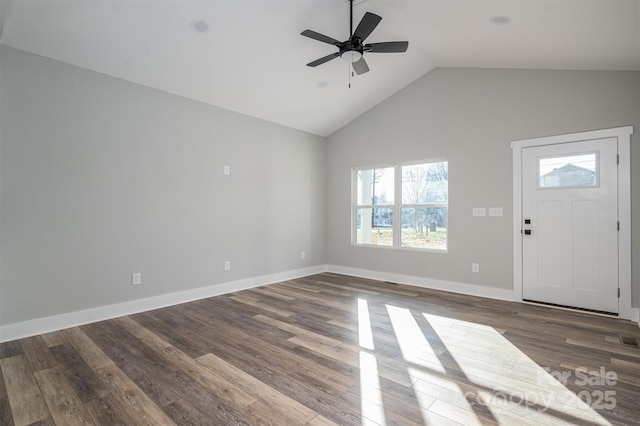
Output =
[
  {"x1": 340, "y1": 50, "x2": 362, "y2": 63},
  {"x1": 301, "y1": 0, "x2": 409, "y2": 75}
]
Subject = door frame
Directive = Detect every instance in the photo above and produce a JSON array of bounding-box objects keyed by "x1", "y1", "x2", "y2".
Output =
[{"x1": 511, "y1": 126, "x2": 634, "y2": 320}]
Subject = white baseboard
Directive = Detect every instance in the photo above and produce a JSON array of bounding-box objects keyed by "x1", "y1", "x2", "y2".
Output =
[
  {"x1": 326, "y1": 266, "x2": 640, "y2": 325},
  {"x1": 0, "y1": 265, "x2": 326, "y2": 343},
  {"x1": 2, "y1": 264, "x2": 635, "y2": 341},
  {"x1": 326, "y1": 265, "x2": 515, "y2": 301}
]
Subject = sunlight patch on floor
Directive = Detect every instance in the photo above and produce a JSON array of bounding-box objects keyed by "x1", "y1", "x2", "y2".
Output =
[
  {"x1": 408, "y1": 367, "x2": 480, "y2": 426},
  {"x1": 358, "y1": 298, "x2": 387, "y2": 425},
  {"x1": 358, "y1": 298, "x2": 375, "y2": 350},
  {"x1": 386, "y1": 305, "x2": 446, "y2": 373},
  {"x1": 423, "y1": 313, "x2": 612, "y2": 426},
  {"x1": 385, "y1": 304, "x2": 481, "y2": 425},
  {"x1": 359, "y1": 351, "x2": 387, "y2": 426},
  {"x1": 356, "y1": 300, "x2": 613, "y2": 425}
]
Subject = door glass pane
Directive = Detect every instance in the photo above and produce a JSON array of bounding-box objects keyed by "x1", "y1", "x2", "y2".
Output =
[
  {"x1": 357, "y1": 168, "x2": 394, "y2": 205},
  {"x1": 356, "y1": 208, "x2": 393, "y2": 246},
  {"x1": 538, "y1": 153, "x2": 597, "y2": 188}
]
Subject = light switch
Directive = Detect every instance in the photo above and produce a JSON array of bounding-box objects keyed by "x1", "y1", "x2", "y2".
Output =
[
  {"x1": 489, "y1": 207, "x2": 503, "y2": 217},
  {"x1": 472, "y1": 208, "x2": 486, "y2": 217}
]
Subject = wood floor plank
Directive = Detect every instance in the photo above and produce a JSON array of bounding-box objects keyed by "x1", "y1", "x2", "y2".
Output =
[
  {"x1": 301, "y1": 277, "x2": 380, "y2": 295},
  {"x1": 289, "y1": 334, "x2": 417, "y2": 389},
  {"x1": 0, "y1": 366, "x2": 15, "y2": 426},
  {"x1": 610, "y1": 356, "x2": 640, "y2": 372},
  {"x1": 237, "y1": 398, "x2": 300, "y2": 425},
  {"x1": 113, "y1": 316, "x2": 172, "y2": 351},
  {"x1": 49, "y1": 343, "x2": 110, "y2": 403},
  {"x1": 84, "y1": 395, "x2": 140, "y2": 426},
  {"x1": 184, "y1": 298, "x2": 297, "y2": 344},
  {"x1": 0, "y1": 340, "x2": 23, "y2": 360},
  {"x1": 249, "y1": 286, "x2": 296, "y2": 301},
  {"x1": 40, "y1": 331, "x2": 68, "y2": 348},
  {"x1": 88, "y1": 319, "x2": 259, "y2": 425},
  {"x1": 566, "y1": 337, "x2": 640, "y2": 358},
  {"x1": 305, "y1": 414, "x2": 341, "y2": 426},
  {"x1": 197, "y1": 352, "x2": 323, "y2": 424},
  {"x1": 255, "y1": 313, "x2": 348, "y2": 349},
  {"x1": 33, "y1": 366, "x2": 96, "y2": 426},
  {"x1": 0, "y1": 355, "x2": 50, "y2": 426},
  {"x1": 84, "y1": 322, "x2": 190, "y2": 405},
  {"x1": 62, "y1": 327, "x2": 114, "y2": 370},
  {"x1": 353, "y1": 378, "x2": 426, "y2": 426},
  {"x1": 93, "y1": 363, "x2": 177, "y2": 426},
  {"x1": 173, "y1": 305, "x2": 360, "y2": 394},
  {"x1": 427, "y1": 398, "x2": 492, "y2": 426},
  {"x1": 115, "y1": 316, "x2": 257, "y2": 407},
  {"x1": 229, "y1": 294, "x2": 295, "y2": 317},
  {"x1": 19, "y1": 336, "x2": 57, "y2": 372}
]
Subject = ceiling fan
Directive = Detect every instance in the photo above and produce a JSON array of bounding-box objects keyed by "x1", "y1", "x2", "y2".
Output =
[{"x1": 301, "y1": 0, "x2": 409, "y2": 75}]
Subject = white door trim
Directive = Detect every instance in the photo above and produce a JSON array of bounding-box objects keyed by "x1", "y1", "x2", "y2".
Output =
[{"x1": 511, "y1": 126, "x2": 634, "y2": 320}]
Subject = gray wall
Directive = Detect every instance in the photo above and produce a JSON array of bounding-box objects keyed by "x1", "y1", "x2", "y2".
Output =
[
  {"x1": 0, "y1": 46, "x2": 326, "y2": 325},
  {"x1": 326, "y1": 68, "x2": 640, "y2": 307}
]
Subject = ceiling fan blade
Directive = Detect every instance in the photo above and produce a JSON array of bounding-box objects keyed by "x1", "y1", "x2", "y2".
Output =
[
  {"x1": 352, "y1": 57, "x2": 370, "y2": 75},
  {"x1": 301, "y1": 30, "x2": 341, "y2": 45},
  {"x1": 307, "y1": 52, "x2": 340, "y2": 67},
  {"x1": 366, "y1": 41, "x2": 409, "y2": 53},
  {"x1": 353, "y1": 12, "x2": 382, "y2": 41}
]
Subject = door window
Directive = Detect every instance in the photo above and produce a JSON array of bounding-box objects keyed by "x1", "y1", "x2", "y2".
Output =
[{"x1": 538, "y1": 152, "x2": 598, "y2": 189}]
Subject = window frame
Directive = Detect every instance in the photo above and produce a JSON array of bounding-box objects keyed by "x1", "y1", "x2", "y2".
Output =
[{"x1": 352, "y1": 158, "x2": 448, "y2": 252}]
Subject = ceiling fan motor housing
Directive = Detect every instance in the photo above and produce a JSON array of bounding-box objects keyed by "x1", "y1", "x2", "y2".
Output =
[{"x1": 339, "y1": 38, "x2": 364, "y2": 62}]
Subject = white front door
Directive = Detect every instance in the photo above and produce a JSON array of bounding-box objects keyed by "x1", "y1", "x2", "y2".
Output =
[{"x1": 522, "y1": 138, "x2": 619, "y2": 313}]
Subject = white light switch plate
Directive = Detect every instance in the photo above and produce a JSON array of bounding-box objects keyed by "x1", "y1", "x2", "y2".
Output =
[
  {"x1": 489, "y1": 207, "x2": 503, "y2": 217},
  {"x1": 472, "y1": 208, "x2": 486, "y2": 217}
]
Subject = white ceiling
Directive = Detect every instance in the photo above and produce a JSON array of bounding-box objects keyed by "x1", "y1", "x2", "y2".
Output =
[{"x1": 1, "y1": 0, "x2": 639, "y2": 137}]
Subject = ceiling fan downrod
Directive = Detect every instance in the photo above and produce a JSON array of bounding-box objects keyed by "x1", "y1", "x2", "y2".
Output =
[{"x1": 349, "y1": 0, "x2": 354, "y2": 37}]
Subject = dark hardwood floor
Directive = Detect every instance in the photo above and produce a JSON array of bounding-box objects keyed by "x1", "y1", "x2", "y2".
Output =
[{"x1": 1, "y1": 273, "x2": 639, "y2": 425}]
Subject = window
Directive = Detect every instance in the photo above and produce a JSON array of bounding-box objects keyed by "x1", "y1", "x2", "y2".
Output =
[
  {"x1": 538, "y1": 152, "x2": 598, "y2": 189},
  {"x1": 354, "y1": 160, "x2": 448, "y2": 251}
]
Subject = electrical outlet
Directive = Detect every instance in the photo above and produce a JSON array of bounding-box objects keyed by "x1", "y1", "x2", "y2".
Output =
[
  {"x1": 472, "y1": 263, "x2": 480, "y2": 273},
  {"x1": 301, "y1": 251, "x2": 306, "y2": 259},
  {"x1": 132, "y1": 273, "x2": 142, "y2": 285},
  {"x1": 224, "y1": 261, "x2": 231, "y2": 271},
  {"x1": 223, "y1": 165, "x2": 230, "y2": 175}
]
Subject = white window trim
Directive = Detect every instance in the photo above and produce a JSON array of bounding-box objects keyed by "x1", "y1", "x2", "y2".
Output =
[{"x1": 511, "y1": 126, "x2": 635, "y2": 320}]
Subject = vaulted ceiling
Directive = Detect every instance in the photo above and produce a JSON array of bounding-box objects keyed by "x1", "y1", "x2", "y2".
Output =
[{"x1": 1, "y1": 1, "x2": 639, "y2": 137}]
